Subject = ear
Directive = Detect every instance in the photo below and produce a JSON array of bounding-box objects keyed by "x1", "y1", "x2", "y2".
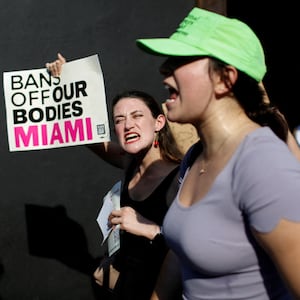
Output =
[
  {"x1": 215, "y1": 65, "x2": 238, "y2": 96},
  {"x1": 155, "y1": 114, "x2": 166, "y2": 132}
]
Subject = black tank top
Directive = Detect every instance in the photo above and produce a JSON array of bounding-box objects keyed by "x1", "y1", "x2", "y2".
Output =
[{"x1": 112, "y1": 166, "x2": 179, "y2": 300}]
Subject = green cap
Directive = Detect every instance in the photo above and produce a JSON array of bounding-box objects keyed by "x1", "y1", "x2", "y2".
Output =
[{"x1": 136, "y1": 8, "x2": 266, "y2": 82}]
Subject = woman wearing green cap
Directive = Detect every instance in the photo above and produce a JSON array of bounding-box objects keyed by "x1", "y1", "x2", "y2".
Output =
[{"x1": 137, "y1": 7, "x2": 300, "y2": 300}]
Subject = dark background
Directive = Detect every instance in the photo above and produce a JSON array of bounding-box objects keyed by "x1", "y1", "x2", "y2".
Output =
[
  {"x1": 227, "y1": 1, "x2": 300, "y2": 131},
  {"x1": 0, "y1": 1, "x2": 298, "y2": 299}
]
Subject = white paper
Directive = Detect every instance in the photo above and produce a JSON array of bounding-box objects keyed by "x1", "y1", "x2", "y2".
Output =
[
  {"x1": 3, "y1": 54, "x2": 111, "y2": 151},
  {"x1": 107, "y1": 225, "x2": 121, "y2": 257},
  {"x1": 96, "y1": 181, "x2": 121, "y2": 255}
]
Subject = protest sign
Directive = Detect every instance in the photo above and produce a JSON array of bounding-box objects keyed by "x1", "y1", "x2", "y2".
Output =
[{"x1": 3, "y1": 54, "x2": 111, "y2": 151}]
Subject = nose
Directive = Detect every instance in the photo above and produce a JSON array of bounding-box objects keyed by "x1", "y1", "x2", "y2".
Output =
[{"x1": 124, "y1": 116, "x2": 135, "y2": 130}]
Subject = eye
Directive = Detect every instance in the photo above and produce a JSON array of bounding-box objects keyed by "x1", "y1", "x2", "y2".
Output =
[
  {"x1": 114, "y1": 117, "x2": 125, "y2": 125},
  {"x1": 160, "y1": 62, "x2": 173, "y2": 77},
  {"x1": 133, "y1": 113, "x2": 143, "y2": 119}
]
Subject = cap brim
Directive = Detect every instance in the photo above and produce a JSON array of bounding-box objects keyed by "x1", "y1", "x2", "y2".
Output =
[{"x1": 136, "y1": 38, "x2": 206, "y2": 57}]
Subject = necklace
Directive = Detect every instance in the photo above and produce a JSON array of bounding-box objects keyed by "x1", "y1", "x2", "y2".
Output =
[
  {"x1": 198, "y1": 135, "x2": 231, "y2": 175},
  {"x1": 199, "y1": 162, "x2": 206, "y2": 175}
]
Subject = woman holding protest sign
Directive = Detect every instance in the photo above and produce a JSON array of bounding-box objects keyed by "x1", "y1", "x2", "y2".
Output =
[{"x1": 46, "y1": 53, "x2": 183, "y2": 300}]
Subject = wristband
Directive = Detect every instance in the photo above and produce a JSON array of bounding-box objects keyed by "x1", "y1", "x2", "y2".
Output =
[{"x1": 150, "y1": 226, "x2": 163, "y2": 244}]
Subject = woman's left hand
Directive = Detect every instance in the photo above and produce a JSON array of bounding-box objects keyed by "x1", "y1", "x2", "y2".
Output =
[{"x1": 109, "y1": 206, "x2": 160, "y2": 240}]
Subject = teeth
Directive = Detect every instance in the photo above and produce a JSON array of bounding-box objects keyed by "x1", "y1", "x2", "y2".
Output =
[
  {"x1": 166, "y1": 98, "x2": 175, "y2": 102},
  {"x1": 125, "y1": 133, "x2": 138, "y2": 141}
]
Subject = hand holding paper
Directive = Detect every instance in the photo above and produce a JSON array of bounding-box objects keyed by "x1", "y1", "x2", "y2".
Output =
[{"x1": 96, "y1": 181, "x2": 121, "y2": 255}]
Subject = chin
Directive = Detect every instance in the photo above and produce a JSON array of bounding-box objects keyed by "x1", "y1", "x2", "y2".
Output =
[
  {"x1": 166, "y1": 113, "x2": 180, "y2": 123},
  {"x1": 124, "y1": 144, "x2": 143, "y2": 154}
]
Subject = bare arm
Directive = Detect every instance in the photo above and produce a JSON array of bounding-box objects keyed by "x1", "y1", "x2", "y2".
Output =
[
  {"x1": 254, "y1": 219, "x2": 300, "y2": 298},
  {"x1": 286, "y1": 130, "x2": 300, "y2": 161},
  {"x1": 45, "y1": 53, "x2": 127, "y2": 169},
  {"x1": 151, "y1": 250, "x2": 182, "y2": 300}
]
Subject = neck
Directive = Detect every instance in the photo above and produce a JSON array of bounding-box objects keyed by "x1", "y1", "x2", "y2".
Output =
[
  {"x1": 131, "y1": 146, "x2": 165, "y2": 176},
  {"x1": 196, "y1": 101, "x2": 258, "y2": 159}
]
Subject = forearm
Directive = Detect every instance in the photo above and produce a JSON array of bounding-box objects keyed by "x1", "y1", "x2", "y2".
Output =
[
  {"x1": 286, "y1": 130, "x2": 300, "y2": 161},
  {"x1": 45, "y1": 54, "x2": 126, "y2": 168}
]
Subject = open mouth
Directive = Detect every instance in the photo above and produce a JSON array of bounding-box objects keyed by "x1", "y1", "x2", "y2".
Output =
[
  {"x1": 125, "y1": 133, "x2": 140, "y2": 143},
  {"x1": 164, "y1": 84, "x2": 178, "y2": 103}
]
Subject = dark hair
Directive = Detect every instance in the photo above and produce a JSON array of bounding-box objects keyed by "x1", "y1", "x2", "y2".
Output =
[
  {"x1": 209, "y1": 59, "x2": 288, "y2": 142},
  {"x1": 111, "y1": 90, "x2": 183, "y2": 163}
]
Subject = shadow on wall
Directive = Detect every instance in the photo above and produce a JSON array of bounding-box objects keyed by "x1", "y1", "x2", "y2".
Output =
[{"x1": 25, "y1": 204, "x2": 105, "y2": 299}]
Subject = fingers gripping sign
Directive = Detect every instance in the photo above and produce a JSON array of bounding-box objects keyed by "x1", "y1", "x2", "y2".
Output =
[{"x1": 45, "y1": 53, "x2": 66, "y2": 77}]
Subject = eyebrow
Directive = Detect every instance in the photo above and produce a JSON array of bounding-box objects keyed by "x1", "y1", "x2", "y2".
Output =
[{"x1": 114, "y1": 109, "x2": 144, "y2": 118}]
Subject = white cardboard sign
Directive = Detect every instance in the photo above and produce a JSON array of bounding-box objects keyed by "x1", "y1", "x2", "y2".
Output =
[{"x1": 3, "y1": 54, "x2": 110, "y2": 151}]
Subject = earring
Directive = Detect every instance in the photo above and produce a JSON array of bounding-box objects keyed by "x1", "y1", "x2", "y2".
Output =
[{"x1": 154, "y1": 132, "x2": 159, "y2": 148}]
